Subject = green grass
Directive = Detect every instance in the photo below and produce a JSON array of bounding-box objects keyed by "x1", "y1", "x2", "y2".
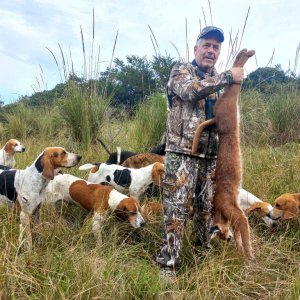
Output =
[{"x1": 0, "y1": 136, "x2": 299, "y2": 299}]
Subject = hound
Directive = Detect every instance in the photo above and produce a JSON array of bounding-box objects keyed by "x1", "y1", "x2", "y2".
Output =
[
  {"x1": 79, "y1": 162, "x2": 164, "y2": 200},
  {"x1": 268, "y1": 193, "x2": 300, "y2": 220},
  {"x1": 0, "y1": 139, "x2": 25, "y2": 167},
  {"x1": 239, "y1": 188, "x2": 276, "y2": 228},
  {"x1": 192, "y1": 49, "x2": 256, "y2": 260},
  {"x1": 42, "y1": 173, "x2": 145, "y2": 233},
  {"x1": 0, "y1": 147, "x2": 81, "y2": 250}
]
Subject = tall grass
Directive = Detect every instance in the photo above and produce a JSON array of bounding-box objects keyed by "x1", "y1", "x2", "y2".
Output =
[
  {"x1": 57, "y1": 80, "x2": 111, "y2": 150},
  {"x1": 1, "y1": 103, "x2": 63, "y2": 140},
  {"x1": 267, "y1": 86, "x2": 300, "y2": 145},
  {"x1": 0, "y1": 103, "x2": 300, "y2": 299},
  {"x1": 0, "y1": 140, "x2": 299, "y2": 299},
  {"x1": 129, "y1": 92, "x2": 167, "y2": 151},
  {"x1": 240, "y1": 87, "x2": 300, "y2": 146}
]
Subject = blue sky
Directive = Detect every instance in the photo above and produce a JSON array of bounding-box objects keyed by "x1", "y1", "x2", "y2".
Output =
[{"x1": 1, "y1": 0, "x2": 299, "y2": 104}]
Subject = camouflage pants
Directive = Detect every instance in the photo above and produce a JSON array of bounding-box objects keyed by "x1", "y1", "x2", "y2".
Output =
[{"x1": 156, "y1": 152, "x2": 216, "y2": 268}]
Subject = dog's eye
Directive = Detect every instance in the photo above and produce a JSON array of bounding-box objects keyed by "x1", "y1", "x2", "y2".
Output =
[
  {"x1": 275, "y1": 203, "x2": 280, "y2": 208},
  {"x1": 128, "y1": 212, "x2": 137, "y2": 216},
  {"x1": 15, "y1": 143, "x2": 18, "y2": 146}
]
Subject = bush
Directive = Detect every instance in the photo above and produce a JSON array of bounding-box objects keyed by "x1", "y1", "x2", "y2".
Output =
[
  {"x1": 130, "y1": 92, "x2": 167, "y2": 151},
  {"x1": 57, "y1": 80, "x2": 111, "y2": 150}
]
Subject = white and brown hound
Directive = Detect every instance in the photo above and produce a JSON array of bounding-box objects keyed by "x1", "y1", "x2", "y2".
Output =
[
  {"x1": 239, "y1": 188, "x2": 276, "y2": 228},
  {"x1": 79, "y1": 162, "x2": 164, "y2": 200},
  {"x1": 42, "y1": 173, "x2": 145, "y2": 233},
  {"x1": 268, "y1": 193, "x2": 300, "y2": 220},
  {"x1": 0, "y1": 139, "x2": 25, "y2": 167},
  {"x1": 0, "y1": 147, "x2": 81, "y2": 250}
]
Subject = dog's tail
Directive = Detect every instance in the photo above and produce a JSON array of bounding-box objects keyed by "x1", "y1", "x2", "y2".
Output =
[
  {"x1": 96, "y1": 138, "x2": 111, "y2": 155},
  {"x1": 116, "y1": 146, "x2": 122, "y2": 164},
  {"x1": 79, "y1": 163, "x2": 97, "y2": 171}
]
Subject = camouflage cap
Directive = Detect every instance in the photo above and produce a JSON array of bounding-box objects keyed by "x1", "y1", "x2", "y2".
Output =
[{"x1": 196, "y1": 26, "x2": 224, "y2": 43}]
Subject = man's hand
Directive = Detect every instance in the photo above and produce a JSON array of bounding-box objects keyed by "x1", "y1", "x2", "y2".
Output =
[{"x1": 230, "y1": 67, "x2": 244, "y2": 84}]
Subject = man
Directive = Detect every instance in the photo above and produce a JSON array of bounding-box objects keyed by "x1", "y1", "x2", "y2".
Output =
[{"x1": 156, "y1": 26, "x2": 244, "y2": 278}]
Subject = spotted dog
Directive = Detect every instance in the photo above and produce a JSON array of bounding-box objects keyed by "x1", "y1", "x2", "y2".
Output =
[
  {"x1": 79, "y1": 162, "x2": 164, "y2": 200},
  {"x1": 0, "y1": 147, "x2": 81, "y2": 250},
  {"x1": 42, "y1": 173, "x2": 145, "y2": 233}
]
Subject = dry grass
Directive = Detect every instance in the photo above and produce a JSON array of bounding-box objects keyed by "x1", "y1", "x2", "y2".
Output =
[{"x1": 0, "y1": 136, "x2": 299, "y2": 299}]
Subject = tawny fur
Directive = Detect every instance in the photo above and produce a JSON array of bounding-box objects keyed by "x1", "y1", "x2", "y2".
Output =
[
  {"x1": 121, "y1": 153, "x2": 164, "y2": 168},
  {"x1": 192, "y1": 49, "x2": 255, "y2": 260}
]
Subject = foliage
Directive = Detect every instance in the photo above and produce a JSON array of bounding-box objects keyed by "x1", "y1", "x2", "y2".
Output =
[
  {"x1": 56, "y1": 79, "x2": 111, "y2": 150},
  {"x1": 99, "y1": 55, "x2": 157, "y2": 109},
  {"x1": 242, "y1": 64, "x2": 298, "y2": 93},
  {"x1": 98, "y1": 54, "x2": 176, "y2": 110},
  {"x1": 129, "y1": 92, "x2": 167, "y2": 151},
  {"x1": 0, "y1": 103, "x2": 62, "y2": 140},
  {"x1": 151, "y1": 54, "x2": 177, "y2": 89},
  {"x1": 267, "y1": 86, "x2": 300, "y2": 144}
]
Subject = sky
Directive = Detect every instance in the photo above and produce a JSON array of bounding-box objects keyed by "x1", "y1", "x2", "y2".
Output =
[{"x1": 1, "y1": 0, "x2": 299, "y2": 104}]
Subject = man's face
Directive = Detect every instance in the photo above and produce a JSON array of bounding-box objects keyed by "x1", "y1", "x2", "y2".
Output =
[{"x1": 194, "y1": 37, "x2": 221, "y2": 73}]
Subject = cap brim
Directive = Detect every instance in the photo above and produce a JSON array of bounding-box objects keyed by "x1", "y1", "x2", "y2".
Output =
[{"x1": 201, "y1": 30, "x2": 224, "y2": 42}]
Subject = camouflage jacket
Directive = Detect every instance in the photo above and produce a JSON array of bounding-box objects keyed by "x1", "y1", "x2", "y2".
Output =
[{"x1": 165, "y1": 61, "x2": 233, "y2": 158}]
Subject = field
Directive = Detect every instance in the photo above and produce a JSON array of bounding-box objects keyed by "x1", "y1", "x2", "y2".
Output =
[{"x1": 0, "y1": 89, "x2": 300, "y2": 299}]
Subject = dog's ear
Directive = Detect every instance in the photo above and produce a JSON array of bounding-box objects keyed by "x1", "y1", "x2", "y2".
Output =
[
  {"x1": 114, "y1": 203, "x2": 127, "y2": 221},
  {"x1": 245, "y1": 202, "x2": 264, "y2": 215},
  {"x1": 282, "y1": 205, "x2": 299, "y2": 220},
  {"x1": 152, "y1": 163, "x2": 164, "y2": 186},
  {"x1": 42, "y1": 155, "x2": 54, "y2": 180},
  {"x1": 4, "y1": 140, "x2": 15, "y2": 155}
]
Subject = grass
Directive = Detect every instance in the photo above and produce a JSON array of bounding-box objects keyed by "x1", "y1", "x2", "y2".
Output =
[{"x1": 0, "y1": 136, "x2": 299, "y2": 299}]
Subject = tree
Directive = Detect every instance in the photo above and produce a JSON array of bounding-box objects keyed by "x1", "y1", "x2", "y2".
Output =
[
  {"x1": 243, "y1": 65, "x2": 289, "y2": 93},
  {"x1": 99, "y1": 55, "x2": 156, "y2": 108},
  {"x1": 151, "y1": 54, "x2": 177, "y2": 90}
]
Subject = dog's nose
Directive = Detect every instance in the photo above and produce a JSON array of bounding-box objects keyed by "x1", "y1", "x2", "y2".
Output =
[
  {"x1": 77, "y1": 155, "x2": 82, "y2": 162},
  {"x1": 271, "y1": 222, "x2": 278, "y2": 229},
  {"x1": 226, "y1": 236, "x2": 232, "y2": 242},
  {"x1": 140, "y1": 221, "x2": 146, "y2": 227},
  {"x1": 22, "y1": 148, "x2": 26, "y2": 152}
]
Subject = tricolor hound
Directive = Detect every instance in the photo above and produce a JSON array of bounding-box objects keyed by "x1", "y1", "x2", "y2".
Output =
[
  {"x1": 42, "y1": 173, "x2": 145, "y2": 233},
  {"x1": 79, "y1": 162, "x2": 164, "y2": 200},
  {"x1": 0, "y1": 147, "x2": 81, "y2": 250},
  {"x1": 0, "y1": 139, "x2": 25, "y2": 167}
]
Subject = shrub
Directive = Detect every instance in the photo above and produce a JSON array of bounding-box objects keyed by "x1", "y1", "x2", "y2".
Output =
[{"x1": 130, "y1": 92, "x2": 167, "y2": 151}]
